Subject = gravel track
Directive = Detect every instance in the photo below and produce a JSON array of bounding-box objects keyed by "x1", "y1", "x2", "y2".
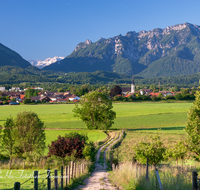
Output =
[{"x1": 75, "y1": 132, "x2": 122, "y2": 190}]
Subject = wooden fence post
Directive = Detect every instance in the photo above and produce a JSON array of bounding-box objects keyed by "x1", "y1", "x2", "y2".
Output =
[
  {"x1": 112, "y1": 164, "x2": 115, "y2": 171},
  {"x1": 136, "y1": 163, "x2": 138, "y2": 178},
  {"x1": 61, "y1": 166, "x2": 63, "y2": 190},
  {"x1": 74, "y1": 162, "x2": 76, "y2": 178},
  {"x1": 81, "y1": 164, "x2": 83, "y2": 174},
  {"x1": 155, "y1": 168, "x2": 163, "y2": 190},
  {"x1": 34, "y1": 171, "x2": 38, "y2": 190},
  {"x1": 9, "y1": 160, "x2": 11, "y2": 170},
  {"x1": 146, "y1": 157, "x2": 149, "y2": 182},
  {"x1": 54, "y1": 169, "x2": 58, "y2": 190},
  {"x1": 71, "y1": 161, "x2": 74, "y2": 180},
  {"x1": 65, "y1": 165, "x2": 68, "y2": 186},
  {"x1": 68, "y1": 165, "x2": 70, "y2": 184},
  {"x1": 78, "y1": 164, "x2": 80, "y2": 177},
  {"x1": 43, "y1": 159, "x2": 45, "y2": 169},
  {"x1": 192, "y1": 171, "x2": 198, "y2": 190},
  {"x1": 47, "y1": 169, "x2": 51, "y2": 190},
  {"x1": 14, "y1": 182, "x2": 20, "y2": 190}
]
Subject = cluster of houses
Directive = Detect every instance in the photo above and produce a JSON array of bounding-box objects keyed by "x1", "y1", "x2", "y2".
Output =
[
  {"x1": 0, "y1": 87, "x2": 81, "y2": 105},
  {"x1": 121, "y1": 78, "x2": 175, "y2": 97}
]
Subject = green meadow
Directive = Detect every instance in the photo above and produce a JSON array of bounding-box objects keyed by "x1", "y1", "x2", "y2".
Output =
[
  {"x1": 0, "y1": 102, "x2": 192, "y2": 131},
  {"x1": 0, "y1": 102, "x2": 194, "y2": 189}
]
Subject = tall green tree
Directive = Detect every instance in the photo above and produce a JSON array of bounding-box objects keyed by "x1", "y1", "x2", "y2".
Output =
[
  {"x1": 73, "y1": 91, "x2": 116, "y2": 130},
  {"x1": 25, "y1": 88, "x2": 38, "y2": 98},
  {"x1": 2, "y1": 118, "x2": 15, "y2": 158},
  {"x1": 185, "y1": 91, "x2": 200, "y2": 161},
  {"x1": 14, "y1": 111, "x2": 46, "y2": 156}
]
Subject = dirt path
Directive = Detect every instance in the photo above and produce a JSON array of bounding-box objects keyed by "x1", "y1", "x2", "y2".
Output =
[{"x1": 75, "y1": 133, "x2": 122, "y2": 190}]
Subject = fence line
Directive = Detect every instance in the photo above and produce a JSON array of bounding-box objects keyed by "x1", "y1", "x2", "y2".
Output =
[{"x1": 10, "y1": 162, "x2": 88, "y2": 190}]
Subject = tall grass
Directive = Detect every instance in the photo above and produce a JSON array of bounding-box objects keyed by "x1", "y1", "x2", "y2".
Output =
[{"x1": 109, "y1": 162, "x2": 193, "y2": 190}]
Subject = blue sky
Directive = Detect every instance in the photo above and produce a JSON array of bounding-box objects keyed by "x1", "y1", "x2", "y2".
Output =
[{"x1": 1, "y1": 0, "x2": 200, "y2": 60}]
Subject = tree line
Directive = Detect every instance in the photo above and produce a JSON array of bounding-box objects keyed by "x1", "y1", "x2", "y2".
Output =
[{"x1": 0, "y1": 111, "x2": 96, "y2": 164}]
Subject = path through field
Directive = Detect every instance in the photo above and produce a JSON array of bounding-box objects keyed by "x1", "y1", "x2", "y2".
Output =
[{"x1": 75, "y1": 134, "x2": 122, "y2": 190}]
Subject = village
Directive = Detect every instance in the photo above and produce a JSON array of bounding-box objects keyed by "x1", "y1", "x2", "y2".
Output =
[{"x1": 0, "y1": 81, "x2": 196, "y2": 105}]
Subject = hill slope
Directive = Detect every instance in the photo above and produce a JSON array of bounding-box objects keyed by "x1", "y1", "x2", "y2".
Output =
[
  {"x1": 43, "y1": 23, "x2": 200, "y2": 78},
  {"x1": 0, "y1": 43, "x2": 31, "y2": 68}
]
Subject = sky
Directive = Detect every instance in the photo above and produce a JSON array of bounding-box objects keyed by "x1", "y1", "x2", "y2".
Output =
[{"x1": 1, "y1": 0, "x2": 200, "y2": 60}]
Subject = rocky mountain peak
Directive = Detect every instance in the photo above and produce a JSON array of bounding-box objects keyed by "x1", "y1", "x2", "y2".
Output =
[
  {"x1": 85, "y1": 39, "x2": 92, "y2": 45},
  {"x1": 44, "y1": 22, "x2": 200, "y2": 78}
]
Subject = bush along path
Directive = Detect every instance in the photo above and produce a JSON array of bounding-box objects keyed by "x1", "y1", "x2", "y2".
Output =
[{"x1": 75, "y1": 131, "x2": 123, "y2": 190}]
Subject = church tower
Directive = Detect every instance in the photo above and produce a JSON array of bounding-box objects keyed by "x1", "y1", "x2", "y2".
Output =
[{"x1": 131, "y1": 76, "x2": 135, "y2": 93}]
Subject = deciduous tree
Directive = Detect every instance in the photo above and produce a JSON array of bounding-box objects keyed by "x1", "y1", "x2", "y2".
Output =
[
  {"x1": 73, "y1": 91, "x2": 116, "y2": 130},
  {"x1": 14, "y1": 111, "x2": 45, "y2": 156},
  {"x1": 2, "y1": 118, "x2": 15, "y2": 157},
  {"x1": 110, "y1": 85, "x2": 122, "y2": 97},
  {"x1": 133, "y1": 135, "x2": 166, "y2": 166},
  {"x1": 185, "y1": 91, "x2": 200, "y2": 161}
]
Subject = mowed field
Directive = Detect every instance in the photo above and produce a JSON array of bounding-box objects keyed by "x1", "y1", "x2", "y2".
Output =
[{"x1": 0, "y1": 102, "x2": 192, "y2": 131}]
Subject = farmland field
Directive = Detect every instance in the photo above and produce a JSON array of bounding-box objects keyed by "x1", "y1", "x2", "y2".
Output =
[
  {"x1": 0, "y1": 102, "x2": 194, "y2": 189},
  {"x1": 0, "y1": 102, "x2": 192, "y2": 130},
  {"x1": 113, "y1": 130, "x2": 187, "y2": 162}
]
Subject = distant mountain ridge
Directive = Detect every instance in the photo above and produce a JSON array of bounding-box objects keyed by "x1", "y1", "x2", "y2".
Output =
[
  {"x1": 28, "y1": 56, "x2": 65, "y2": 69},
  {"x1": 43, "y1": 22, "x2": 200, "y2": 78},
  {"x1": 0, "y1": 43, "x2": 31, "y2": 68}
]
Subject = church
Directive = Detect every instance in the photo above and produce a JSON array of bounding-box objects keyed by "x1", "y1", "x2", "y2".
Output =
[{"x1": 121, "y1": 77, "x2": 135, "y2": 95}]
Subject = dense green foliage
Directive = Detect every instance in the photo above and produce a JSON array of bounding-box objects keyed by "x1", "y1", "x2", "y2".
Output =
[
  {"x1": 25, "y1": 88, "x2": 39, "y2": 98},
  {"x1": 73, "y1": 91, "x2": 116, "y2": 130},
  {"x1": 133, "y1": 135, "x2": 166, "y2": 166},
  {"x1": 164, "y1": 141, "x2": 187, "y2": 165},
  {"x1": 2, "y1": 118, "x2": 15, "y2": 157},
  {"x1": 185, "y1": 91, "x2": 200, "y2": 161},
  {"x1": 1, "y1": 111, "x2": 46, "y2": 158},
  {"x1": 0, "y1": 66, "x2": 134, "y2": 85},
  {"x1": 1, "y1": 65, "x2": 200, "y2": 88}
]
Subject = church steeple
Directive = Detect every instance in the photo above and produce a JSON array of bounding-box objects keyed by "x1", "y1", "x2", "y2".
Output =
[
  {"x1": 132, "y1": 76, "x2": 135, "y2": 85},
  {"x1": 131, "y1": 76, "x2": 135, "y2": 93}
]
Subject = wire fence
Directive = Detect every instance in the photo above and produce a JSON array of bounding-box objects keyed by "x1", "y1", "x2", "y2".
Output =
[{"x1": 1, "y1": 161, "x2": 88, "y2": 190}]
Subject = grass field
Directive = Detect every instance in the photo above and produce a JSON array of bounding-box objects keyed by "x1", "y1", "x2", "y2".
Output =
[
  {"x1": 0, "y1": 102, "x2": 194, "y2": 189},
  {"x1": 0, "y1": 102, "x2": 192, "y2": 130},
  {"x1": 0, "y1": 169, "x2": 61, "y2": 189},
  {"x1": 112, "y1": 130, "x2": 194, "y2": 165}
]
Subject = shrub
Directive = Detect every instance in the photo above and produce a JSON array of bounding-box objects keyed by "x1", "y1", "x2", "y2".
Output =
[
  {"x1": 82, "y1": 141, "x2": 96, "y2": 161},
  {"x1": 48, "y1": 132, "x2": 87, "y2": 159}
]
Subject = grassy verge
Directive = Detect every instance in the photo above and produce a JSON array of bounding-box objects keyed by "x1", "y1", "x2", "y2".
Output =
[
  {"x1": 109, "y1": 162, "x2": 194, "y2": 190},
  {"x1": 112, "y1": 130, "x2": 186, "y2": 162}
]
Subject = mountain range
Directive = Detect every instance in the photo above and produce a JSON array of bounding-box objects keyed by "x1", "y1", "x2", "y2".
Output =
[
  {"x1": 0, "y1": 43, "x2": 31, "y2": 68},
  {"x1": 43, "y1": 22, "x2": 200, "y2": 78},
  {"x1": 1, "y1": 22, "x2": 200, "y2": 85},
  {"x1": 28, "y1": 56, "x2": 65, "y2": 69}
]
